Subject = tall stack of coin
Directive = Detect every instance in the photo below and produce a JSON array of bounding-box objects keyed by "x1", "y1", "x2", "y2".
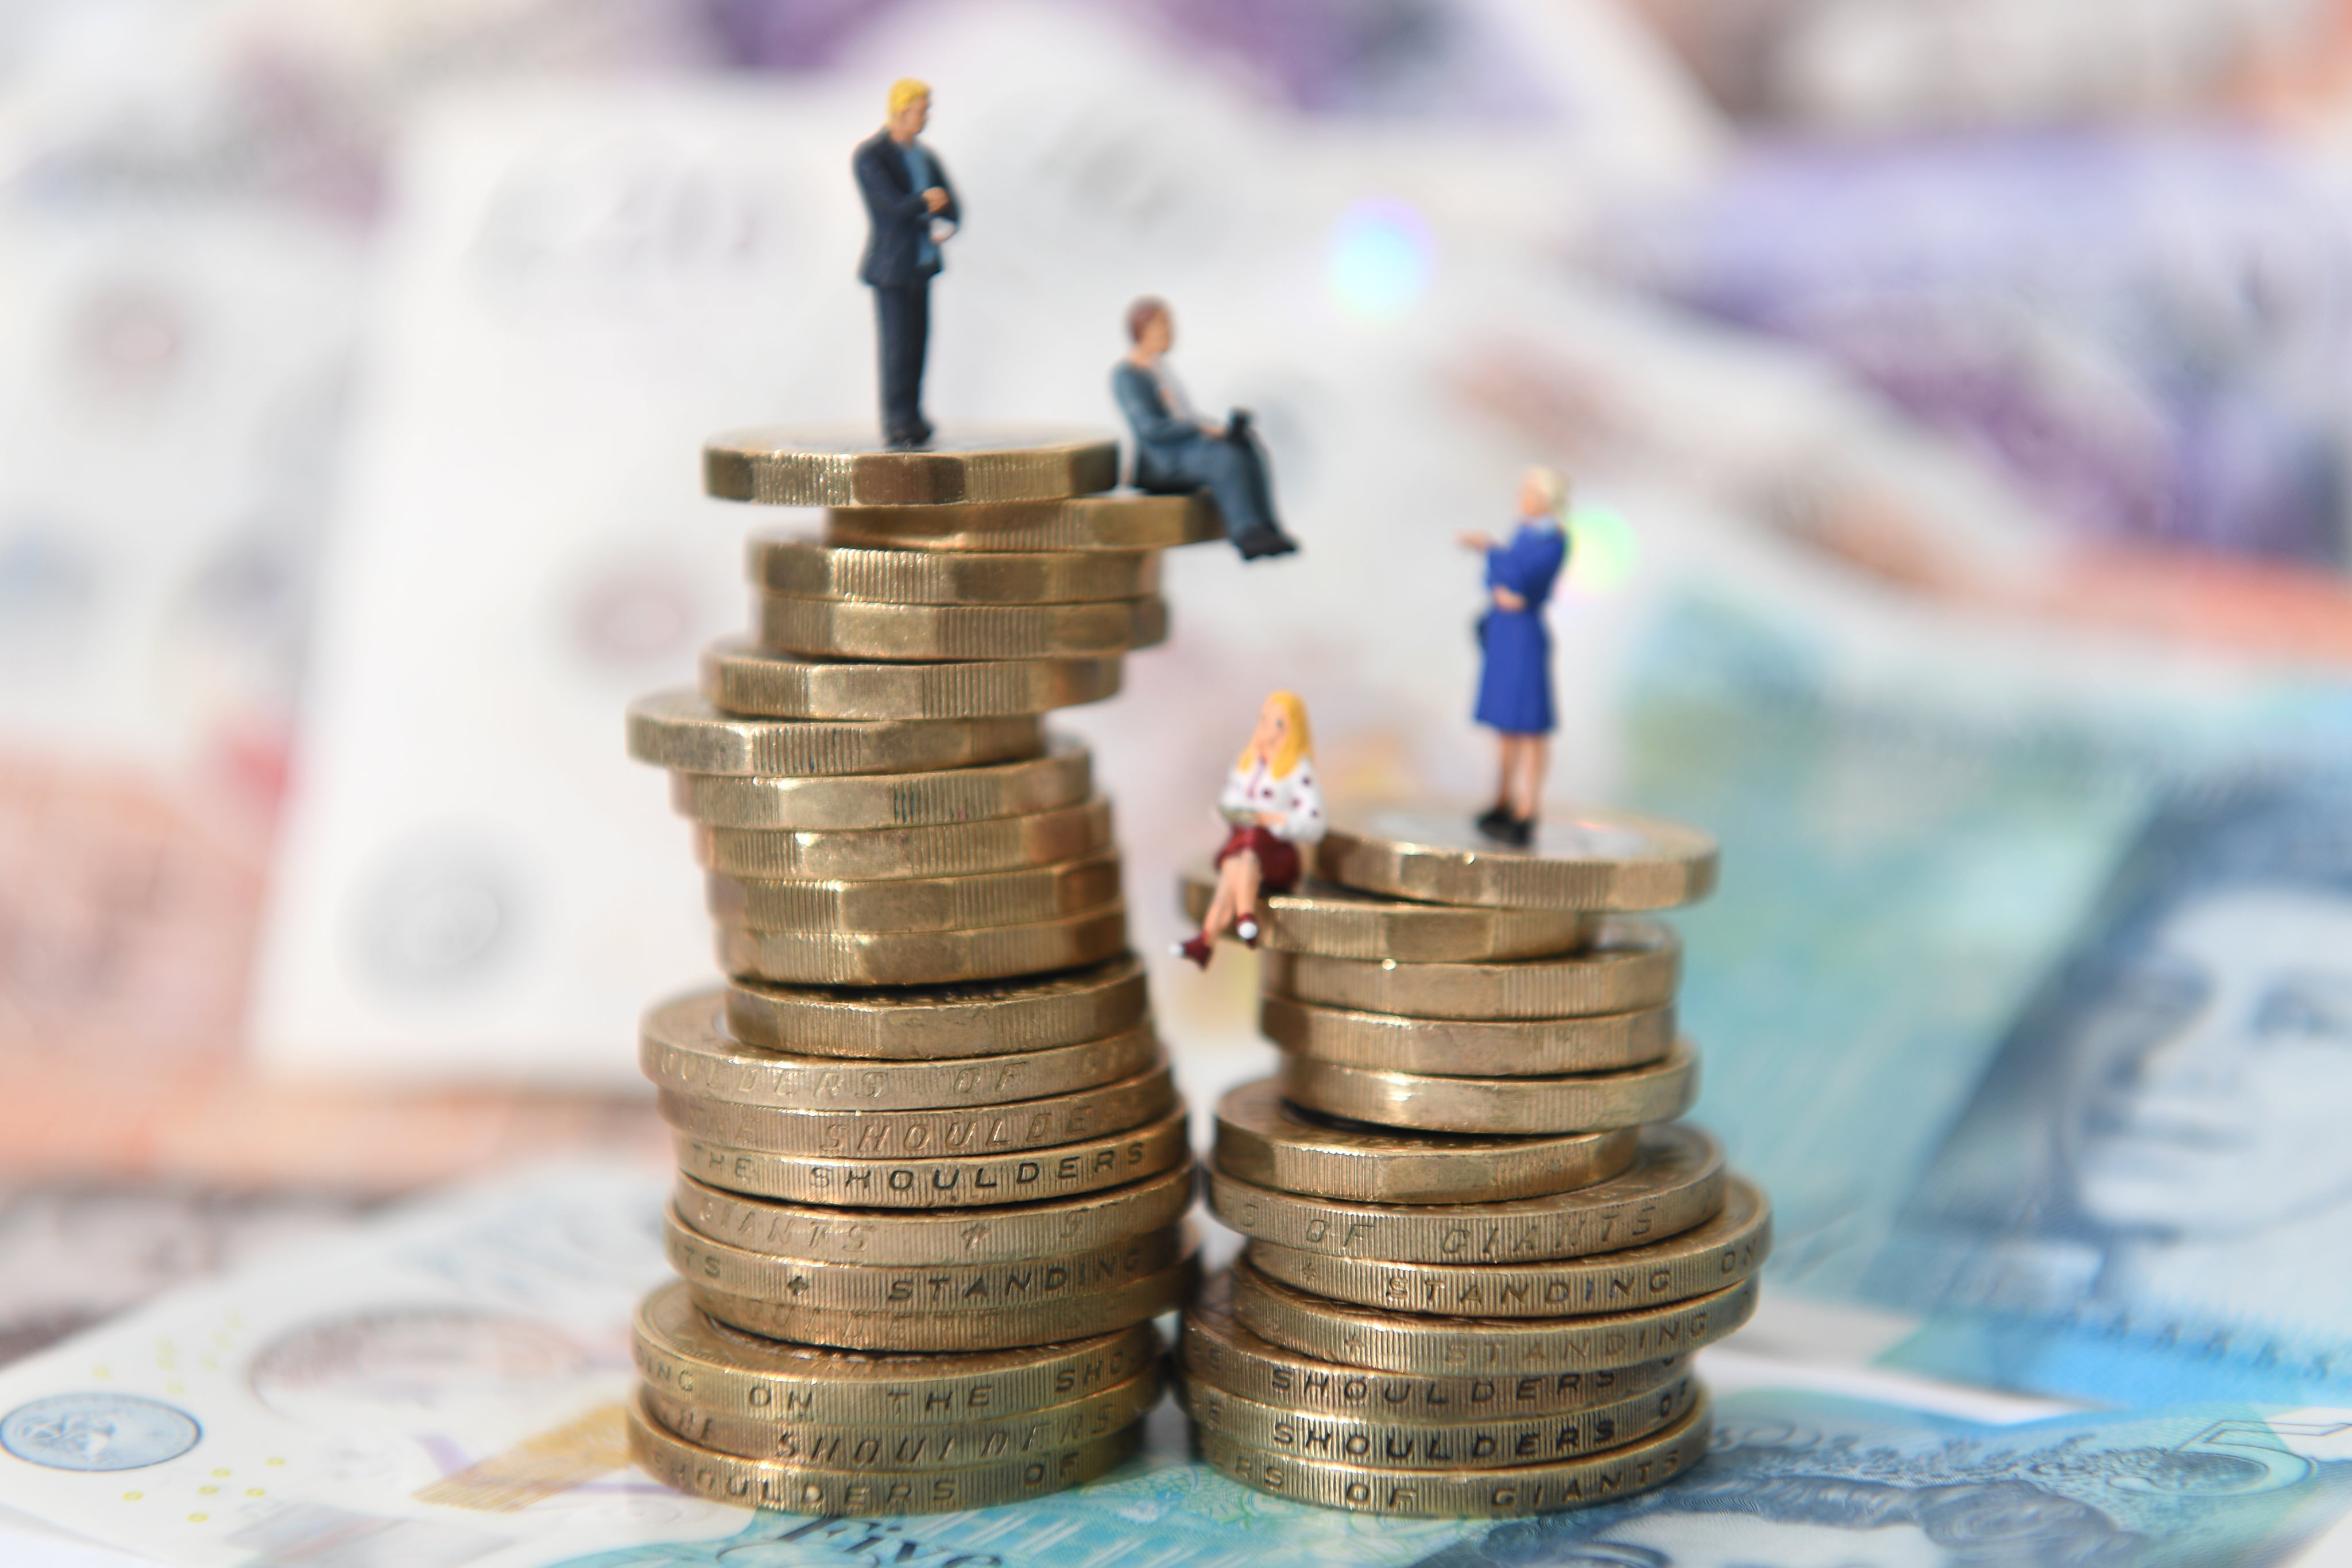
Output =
[
  {"x1": 1181, "y1": 810, "x2": 1770, "y2": 1517},
  {"x1": 624, "y1": 431, "x2": 1223, "y2": 1515}
]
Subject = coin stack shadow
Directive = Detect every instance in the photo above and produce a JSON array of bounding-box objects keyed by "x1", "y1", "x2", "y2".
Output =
[
  {"x1": 624, "y1": 430, "x2": 1225, "y2": 1515},
  {"x1": 1179, "y1": 810, "x2": 1770, "y2": 1517}
]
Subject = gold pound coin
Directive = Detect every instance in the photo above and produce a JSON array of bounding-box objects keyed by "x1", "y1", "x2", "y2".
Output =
[
  {"x1": 671, "y1": 1159, "x2": 1196, "y2": 1264},
  {"x1": 629, "y1": 1388, "x2": 1141, "y2": 1515},
  {"x1": 1317, "y1": 810, "x2": 1719, "y2": 912},
  {"x1": 633, "y1": 1281, "x2": 1162, "y2": 1426},
  {"x1": 1194, "y1": 1392, "x2": 1711, "y2": 1517},
  {"x1": 670, "y1": 739, "x2": 1090, "y2": 831},
  {"x1": 1212, "y1": 1080, "x2": 1636, "y2": 1204},
  {"x1": 1180, "y1": 868, "x2": 1592, "y2": 962},
  {"x1": 701, "y1": 639, "x2": 1121, "y2": 720},
  {"x1": 674, "y1": 1106, "x2": 1190, "y2": 1209},
  {"x1": 1278, "y1": 1042, "x2": 1701, "y2": 1136},
  {"x1": 1248, "y1": 1177, "x2": 1770, "y2": 1318},
  {"x1": 1206, "y1": 1125, "x2": 1725, "y2": 1263},
  {"x1": 1229, "y1": 1252, "x2": 1760, "y2": 1377},
  {"x1": 1183, "y1": 1369, "x2": 1701, "y2": 1472},
  {"x1": 641, "y1": 991, "x2": 1158, "y2": 1110},
  {"x1": 724, "y1": 953, "x2": 1146, "y2": 1059},
  {"x1": 709, "y1": 851, "x2": 1123, "y2": 935},
  {"x1": 703, "y1": 427, "x2": 1120, "y2": 508},
  {"x1": 662, "y1": 1207, "x2": 1187, "y2": 1313},
  {"x1": 755, "y1": 593, "x2": 1169, "y2": 663},
  {"x1": 1261, "y1": 994, "x2": 1676, "y2": 1078},
  {"x1": 717, "y1": 903, "x2": 1128, "y2": 986},
  {"x1": 626, "y1": 692, "x2": 1042, "y2": 777},
  {"x1": 688, "y1": 1242, "x2": 1200, "y2": 1352},
  {"x1": 825, "y1": 491, "x2": 1223, "y2": 552},
  {"x1": 646, "y1": 1360, "x2": 1162, "y2": 1468},
  {"x1": 1181, "y1": 1271, "x2": 1689, "y2": 1421},
  {"x1": 749, "y1": 536, "x2": 1162, "y2": 605},
  {"x1": 695, "y1": 797, "x2": 1113, "y2": 882},
  {"x1": 1262, "y1": 918, "x2": 1679, "y2": 1020},
  {"x1": 659, "y1": 1062, "x2": 1175, "y2": 1164}
]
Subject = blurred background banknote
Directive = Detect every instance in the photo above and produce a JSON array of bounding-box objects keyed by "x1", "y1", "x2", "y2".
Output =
[
  {"x1": 2, "y1": 1160, "x2": 2351, "y2": 1568},
  {"x1": 9, "y1": 0, "x2": 2352, "y2": 1558}
]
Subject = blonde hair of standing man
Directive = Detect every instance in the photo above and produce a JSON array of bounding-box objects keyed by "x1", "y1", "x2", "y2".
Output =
[{"x1": 888, "y1": 78, "x2": 930, "y2": 114}]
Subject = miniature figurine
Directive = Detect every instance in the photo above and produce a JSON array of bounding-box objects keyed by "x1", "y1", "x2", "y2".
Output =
[
  {"x1": 1113, "y1": 297, "x2": 1299, "y2": 560},
  {"x1": 1175, "y1": 690, "x2": 1325, "y2": 969},
  {"x1": 1460, "y1": 467, "x2": 1570, "y2": 847},
  {"x1": 854, "y1": 79, "x2": 960, "y2": 450}
]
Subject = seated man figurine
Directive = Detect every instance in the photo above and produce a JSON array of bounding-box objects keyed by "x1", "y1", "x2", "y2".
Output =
[{"x1": 1112, "y1": 298, "x2": 1299, "y2": 560}]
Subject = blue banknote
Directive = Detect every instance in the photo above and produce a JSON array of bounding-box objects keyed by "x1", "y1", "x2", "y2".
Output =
[
  {"x1": 1616, "y1": 591, "x2": 2352, "y2": 1407},
  {"x1": 1866, "y1": 772, "x2": 2352, "y2": 1404},
  {"x1": 546, "y1": 1391, "x2": 2352, "y2": 1568}
]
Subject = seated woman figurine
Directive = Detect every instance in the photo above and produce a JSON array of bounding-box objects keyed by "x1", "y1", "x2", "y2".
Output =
[
  {"x1": 1112, "y1": 297, "x2": 1299, "y2": 560},
  {"x1": 1175, "y1": 690, "x2": 1325, "y2": 969}
]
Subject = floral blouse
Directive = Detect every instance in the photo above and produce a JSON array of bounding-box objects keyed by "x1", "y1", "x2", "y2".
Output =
[{"x1": 1218, "y1": 754, "x2": 1326, "y2": 844}]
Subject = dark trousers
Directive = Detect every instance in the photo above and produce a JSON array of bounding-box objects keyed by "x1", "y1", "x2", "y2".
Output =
[
  {"x1": 1139, "y1": 421, "x2": 1279, "y2": 541},
  {"x1": 873, "y1": 280, "x2": 930, "y2": 442}
]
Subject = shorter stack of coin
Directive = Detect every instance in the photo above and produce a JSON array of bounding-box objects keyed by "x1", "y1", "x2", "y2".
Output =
[
  {"x1": 1181, "y1": 810, "x2": 1771, "y2": 1517},
  {"x1": 624, "y1": 429, "x2": 1220, "y2": 1512}
]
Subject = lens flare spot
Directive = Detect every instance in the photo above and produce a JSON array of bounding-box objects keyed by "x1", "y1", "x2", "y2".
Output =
[
  {"x1": 1566, "y1": 505, "x2": 1637, "y2": 596},
  {"x1": 1328, "y1": 199, "x2": 1432, "y2": 320}
]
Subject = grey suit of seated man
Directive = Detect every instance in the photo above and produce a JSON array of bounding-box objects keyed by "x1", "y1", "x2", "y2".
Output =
[{"x1": 1111, "y1": 298, "x2": 1298, "y2": 560}]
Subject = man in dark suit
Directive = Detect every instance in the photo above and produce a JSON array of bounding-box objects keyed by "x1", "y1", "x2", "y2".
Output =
[{"x1": 854, "y1": 79, "x2": 958, "y2": 450}]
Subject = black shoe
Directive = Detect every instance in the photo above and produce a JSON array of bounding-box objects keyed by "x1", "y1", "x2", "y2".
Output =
[
  {"x1": 1474, "y1": 804, "x2": 1514, "y2": 841},
  {"x1": 884, "y1": 429, "x2": 930, "y2": 451},
  {"x1": 1501, "y1": 815, "x2": 1537, "y2": 849},
  {"x1": 1235, "y1": 526, "x2": 1299, "y2": 560}
]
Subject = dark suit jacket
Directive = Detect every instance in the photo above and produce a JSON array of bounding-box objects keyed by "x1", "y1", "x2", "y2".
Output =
[
  {"x1": 854, "y1": 129, "x2": 959, "y2": 287},
  {"x1": 1111, "y1": 360, "x2": 1204, "y2": 490}
]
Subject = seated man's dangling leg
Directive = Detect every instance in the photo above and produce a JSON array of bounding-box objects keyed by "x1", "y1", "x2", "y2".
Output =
[
  {"x1": 1220, "y1": 431, "x2": 1298, "y2": 558},
  {"x1": 1233, "y1": 427, "x2": 1281, "y2": 526},
  {"x1": 1200, "y1": 439, "x2": 1277, "y2": 557}
]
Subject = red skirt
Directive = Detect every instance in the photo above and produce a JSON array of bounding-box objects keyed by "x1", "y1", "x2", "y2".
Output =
[{"x1": 1214, "y1": 826, "x2": 1301, "y2": 893}]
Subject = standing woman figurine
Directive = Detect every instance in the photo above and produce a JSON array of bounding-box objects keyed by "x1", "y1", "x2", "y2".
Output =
[
  {"x1": 1460, "y1": 467, "x2": 1570, "y2": 848},
  {"x1": 1175, "y1": 690, "x2": 1324, "y2": 969}
]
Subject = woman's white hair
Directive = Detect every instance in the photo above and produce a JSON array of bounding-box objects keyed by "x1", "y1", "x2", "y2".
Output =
[{"x1": 1524, "y1": 465, "x2": 1569, "y2": 519}]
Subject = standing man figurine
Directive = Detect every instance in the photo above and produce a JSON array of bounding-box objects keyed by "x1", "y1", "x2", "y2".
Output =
[{"x1": 855, "y1": 79, "x2": 958, "y2": 450}]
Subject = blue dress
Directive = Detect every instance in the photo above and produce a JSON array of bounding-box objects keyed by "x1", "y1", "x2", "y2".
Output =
[{"x1": 1473, "y1": 521, "x2": 1568, "y2": 735}]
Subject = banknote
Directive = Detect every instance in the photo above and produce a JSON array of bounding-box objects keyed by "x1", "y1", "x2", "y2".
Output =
[
  {"x1": 1601, "y1": 557, "x2": 2352, "y2": 1407},
  {"x1": 1409, "y1": 1380, "x2": 2352, "y2": 1567},
  {"x1": 1864, "y1": 773, "x2": 2352, "y2": 1406},
  {"x1": 0, "y1": 0, "x2": 701, "y2": 1136},
  {"x1": 726, "y1": 0, "x2": 1715, "y2": 142},
  {"x1": 0, "y1": 1161, "x2": 739, "y2": 1568},
  {"x1": 0, "y1": 184, "x2": 361, "y2": 1076},
  {"x1": 7, "y1": 1158, "x2": 2352, "y2": 1568},
  {"x1": 1589, "y1": 129, "x2": 2352, "y2": 572},
  {"x1": 0, "y1": 1186, "x2": 378, "y2": 1368},
  {"x1": 1623, "y1": 0, "x2": 2332, "y2": 125}
]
